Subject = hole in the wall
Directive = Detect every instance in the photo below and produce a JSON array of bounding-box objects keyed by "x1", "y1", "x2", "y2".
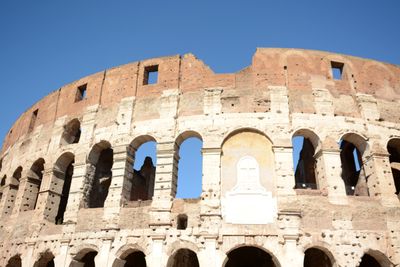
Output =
[
  {"x1": 387, "y1": 138, "x2": 400, "y2": 195},
  {"x1": 177, "y1": 214, "x2": 188, "y2": 230},
  {"x1": 61, "y1": 119, "x2": 81, "y2": 145},
  {"x1": 340, "y1": 138, "x2": 368, "y2": 196},
  {"x1": 331, "y1": 61, "x2": 344, "y2": 80},
  {"x1": 131, "y1": 141, "x2": 157, "y2": 201},
  {"x1": 292, "y1": 135, "x2": 317, "y2": 189},
  {"x1": 143, "y1": 65, "x2": 159, "y2": 85},
  {"x1": 1, "y1": 175, "x2": 6, "y2": 186},
  {"x1": 176, "y1": 137, "x2": 203, "y2": 198},
  {"x1": 75, "y1": 84, "x2": 87, "y2": 102},
  {"x1": 0, "y1": 158, "x2": 2, "y2": 172}
]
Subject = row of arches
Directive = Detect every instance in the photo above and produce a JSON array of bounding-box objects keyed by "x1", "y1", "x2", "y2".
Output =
[
  {"x1": 292, "y1": 130, "x2": 400, "y2": 196},
  {"x1": 5, "y1": 245, "x2": 391, "y2": 267},
  {"x1": 1, "y1": 128, "x2": 399, "y2": 222}
]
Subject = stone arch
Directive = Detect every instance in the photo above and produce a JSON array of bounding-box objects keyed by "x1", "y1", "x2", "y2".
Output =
[
  {"x1": 387, "y1": 138, "x2": 400, "y2": 195},
  {"x1": 167, "y1": 240, "x2": 200, "y2": 257},
  {"x1": 61, "y1": 118, "x2": 81, "y2": 145},
  {"x1": 359, "y1": 249, "x2": 393, "y2": 267},
  {"x1": 339, "y1": 132, "x2": 370, "y2": 196},
  {"x1": 303, "y1": 246, "x2": 335, "y2": 267},
  {"x1": 129, "y1": 135, "x2": 157, "y2": 201},
  {"x1": 4, "y1": 166, "x2": 22, "y2": 215},
  {"x1": 112, "y1": 244, "x2": 148, "y2": 267},
  {"x1": 70, "y1": 245, "x2": 99, "y2": 267},
  {"x1": 221, "y1": 127, "x2": 273, "y2": 147},
  {"x1": 33, "y1": 250, "x2": 55, "y2": 267},
  {"x1": 221, "y1": 129, "x2": 277, "y2": 224},
  {"x1": 166, "y1": 248, "x2": 199, "y2": 267},
  {"x1": 174, "y1": 130, "x2": 203, "y2": 198},
  {"x1": 222, "y1": 245, "x2": 281, "y2": 267},
  {"x1": 45, "y1": 152, "x2": 75, "y2": 224},
  {"x1": 84, "y1": 140, "x2": 113, "y2": 208},
  {"x1": 292, "y1": 129, "x2": 321, "y2": 189},
  {"x1": 6, "y1": 254, "x2": 22, "y2": 267},
  {"x1": 20, "y1": 158, "x2": 45, "y2": 212}
]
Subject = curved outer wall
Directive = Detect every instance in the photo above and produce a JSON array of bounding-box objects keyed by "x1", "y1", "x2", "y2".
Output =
[{"x1": 0, "y1": 48, "x2": 400, "y2": 266}]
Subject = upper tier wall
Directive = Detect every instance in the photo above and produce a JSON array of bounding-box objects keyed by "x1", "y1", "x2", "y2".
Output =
[{"x1": 2, "y1": 48, "x2": 400, "y2": 154}]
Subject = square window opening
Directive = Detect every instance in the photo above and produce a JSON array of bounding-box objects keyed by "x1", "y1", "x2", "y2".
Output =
[
  {"x1": 331, "y1": 61, "x2": 344, "y2": 80},
  {"x1": 75, "y1": 84, "x2": 87, "y2": 102},
  {"x1": 143, "y1": 65, "x2": 159, "y2": 85}
]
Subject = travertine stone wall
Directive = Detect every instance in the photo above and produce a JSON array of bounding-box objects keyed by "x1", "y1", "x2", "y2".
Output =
[{"x1": 0, "y1": 48, "x2": 399, "y2": 267}]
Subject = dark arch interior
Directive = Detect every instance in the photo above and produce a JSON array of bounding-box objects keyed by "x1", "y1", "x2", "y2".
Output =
[
  {"x1": 168, "y1": 249, "x2": 199, "y2": 267},
  {"x1": 55, "y1": 159, "x2": 74, "y2": 224},
  {"x1": 293, "y1": 136, "x2": 317, "y2": 189},
  {"x1": 388, "y1": 139, "x2": 400, "y2": 194},
  {"x1": 225, "y1": 246, "x2": 276, "y2": 267},
  {"x1": 123, "y1": 251, "x2": 147, "y2": 267},
  {"x1": 304, "y1": 248, "x2": 332, "y2": 267},
  {"x1": 6, "y1": 255, "x2": 22, "y2": 267},
  {"x1": 88, "y1": 147, "x2": 113, "y2": 208},
  {"x1": 79, "y1": 251, "x2": 98, "y2": 267},
  {"x1": 359, "y1": 254, "x2": 381, "y2": 267},
  {"x1": 340, "y1": 140, "x2": 368, "y2": 196},
  {"x1": 34, "y1": 252, "x2": 55, "y2": 267}
]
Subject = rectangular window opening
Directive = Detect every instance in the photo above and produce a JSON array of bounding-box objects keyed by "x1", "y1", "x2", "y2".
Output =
[
  {"x1": 28, "y1": 109, "x2": 39, "y2": 133},
  {"x1": 143, "y1": 65, "x2": 159, "y2": 85},
  {"x1": 75, "y1": 84, "x2": 87, "y2": 102},
  {"x1": 331, "y1": 61, "x2": 344, "y2": 80}
]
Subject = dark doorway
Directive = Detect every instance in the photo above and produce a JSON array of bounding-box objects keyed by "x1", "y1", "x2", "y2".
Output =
[
  {"x1": 304, "y1": 248, "x2": 332, "y2": 267},
  {"x1": 224, "y1": 246, "x2": 277, "y2": 267}
]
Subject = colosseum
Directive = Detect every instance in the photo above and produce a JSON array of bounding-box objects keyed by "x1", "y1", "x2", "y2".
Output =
[{"x1": 0, "y1": 48, "x2": 399, "y2": 267}]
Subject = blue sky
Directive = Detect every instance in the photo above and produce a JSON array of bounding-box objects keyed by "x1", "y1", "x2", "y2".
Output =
[{"x1": 1, "y1": 1, "x2": 399, "y2": 197}]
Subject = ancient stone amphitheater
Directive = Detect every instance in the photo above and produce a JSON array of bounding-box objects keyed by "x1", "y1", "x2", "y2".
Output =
[{"x1": 0, "y1": 48, "x2": 399, "y2": 267}]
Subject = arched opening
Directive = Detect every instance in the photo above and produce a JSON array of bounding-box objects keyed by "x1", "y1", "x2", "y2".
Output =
[
  {"x1": 114, "y1": 250, "x2": 147, "y2": 267},
  {"x1": 51, "y1": 152, "x2": 75, "y2": 224},
  {"x1": 0, "y1": 157, "x2": 3, "y2": 172},
  {"x1": 359, "y1": 254, "x2": 381, "y2": 267},
  {"x1": 5, "y1": 167, "x2": 22, "y2": 215},
  {"x1": 387, "y1": 138, "x2": 400, "y2": 195},
  {"x1": 167, "y1": 249, "x2": 199, "y2": 267},
  {"x1": 85, "y1": 141, "x2": 113, "y2": 208},
  {"x1": 221, "y1": 129, "x2": 277, "y2": 224},
  {"x1": 6, "y1": 254, "x2": 22, "y2": 267},
  {"x1": 21, "y1": 158, "x2": 45, "y2": 211},
  {"x1": 175, "y1": 132, "x2": 203, "y2": 198},
  {"x1": 130, "y1": 136, "x2": 157, "y2": 201},
  {"x1": 61, "y1": 118, "x2": 81, "y2": 145},
  {"x1": 340, "y1": 134, "x2": 369, "y2": 196},
  {"x1": 224, "y1": 246, "x2": 278, "y2": 267},
  {"x1": 303, "y1": 248, "x2": 333, "y2": 267},
  {"x1": 1, "y1": 175, "x2": 6, "y2": 186},
  {"x1": 70, "y1": 250, "x2": 98, "y2": 267},
  {"x1": 34, "y1": 251, "x2": 55, "y2": 267},
  {"x1": 292, "y1": 130, "x2": 319, "y2": 190}
]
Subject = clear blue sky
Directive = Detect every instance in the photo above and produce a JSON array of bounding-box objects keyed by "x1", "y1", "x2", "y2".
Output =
[{"x1": 1, "y1": 1, "x2": 399, "y2": 197}]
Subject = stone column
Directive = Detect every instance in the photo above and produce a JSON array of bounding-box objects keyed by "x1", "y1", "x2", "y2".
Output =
[
  {"x1": 274, "y1": 145, "x2": 296, "y2": 196},
  {"x1": 22, "y1": 242, "x2": 35, "y2": 267},
  {"x1": 0, "y1": 183, "x2": 19, "y2": 217},
  {"x1": 319, "y1": 148, "x2": 347, "y2": 204},
  {"x1": 149, "y1": 141, "x2": 175, "y2": 227},
  {"x1": 147, "y1": 235, "x2": 166, "y2": 267},
  {"x1": 34, "y1": 166, "x2": 59, "y2": 221},
  {"x1": 200, "y1": 147, "x2": 222, "y2": 231},
  {"x1": 54, "y1": 239, "x2": 70, "y2": 267},
  {"x1": 364, "y1": 152, "x2": 399, "y2": 207},
  {"x1": 11, "y1": 168, "x2": 29, "y2": 216},
  {"x1": 103, "y1": 144, "x2": 133, "y2": 228},
  {"x1": 278, "y1": 210, "x2": 303, "y2": 267},
  {"x1": 95, "y1": 237, "x2": 113, "y2": 267},
  {"x1": 198, "y1": 235, "x2": 219, "y2": 267},
  {"x1": 63, "y1": 153, "x2": 87, "y2": 225}
]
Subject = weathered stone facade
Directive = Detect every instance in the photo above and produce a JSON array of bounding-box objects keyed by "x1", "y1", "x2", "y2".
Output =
[{"x1": 0, "y1": 48, "x2": 400, "y2": 267}]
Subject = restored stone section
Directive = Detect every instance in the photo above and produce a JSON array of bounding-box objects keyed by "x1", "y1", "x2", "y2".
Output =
[{"x1": 0, "y1": 48, "x2": 400, "y2": 267}]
